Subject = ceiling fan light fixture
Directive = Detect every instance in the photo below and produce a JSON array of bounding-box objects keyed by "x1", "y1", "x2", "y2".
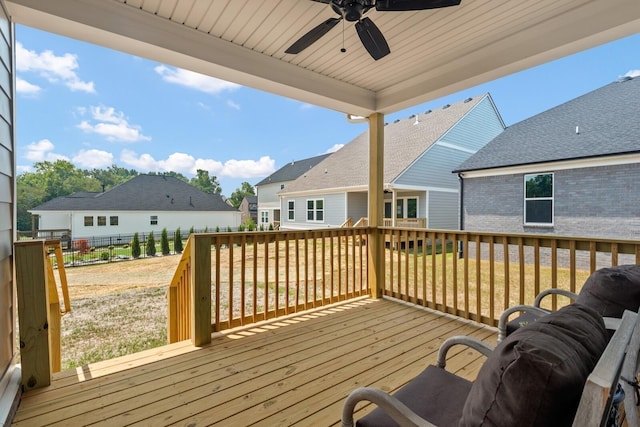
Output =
[{"x1": 343, "y1": 2, "x2": 365, "y2": 21}]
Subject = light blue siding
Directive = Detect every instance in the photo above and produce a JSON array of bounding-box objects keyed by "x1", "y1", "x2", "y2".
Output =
[
  {"x1": 428, "y1": 192, "x2": 459, "y2": 229},
  {"x1": 281, "y1": 193, "x2": 346, "y2": 229},
  {"x1": 395, "y1": 96, "x2": 504, "y2": 189},
  {"x1": 347, "y1": 192, "x2": 367, "y2": 221}
]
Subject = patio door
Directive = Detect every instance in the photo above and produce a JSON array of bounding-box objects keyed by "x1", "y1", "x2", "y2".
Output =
[{"x1": 396, "y1": 197, "x2": 418, "y2": 218}]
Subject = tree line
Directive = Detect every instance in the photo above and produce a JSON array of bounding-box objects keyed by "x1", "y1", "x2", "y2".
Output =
[{"x1": 17, "y1": 160, "x2": 256, "y2": 231}]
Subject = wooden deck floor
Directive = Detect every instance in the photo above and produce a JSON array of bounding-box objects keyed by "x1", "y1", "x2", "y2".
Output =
[{"x1": 12, "y1": 297, "x2": 496, "y2": 426}]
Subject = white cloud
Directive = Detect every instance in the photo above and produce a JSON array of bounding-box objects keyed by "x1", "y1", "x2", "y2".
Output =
[
  {"x1": 77, "y1": 106, "x2": 151, "y2": 142},
  {"x1": 23, "y1": 139, "x2": 69, "y2": 162},
  {"x1": 155, "y1": 65, "x2": 241, "y2": 95},
  {"x1": 72, "y1": 149, "x2": 114, "y2": 168},
  {"x1": 227, "y1": 99, "x2": 241, "y2": 110},
  {"x1": 624, "y1": 69, "x2": 640, "y2": 78},
  {"x1": 16, "y1": 77, "x2": 41, "y2": 95},
  {"x1": 16, "y1": 42, "x2": 95, "y2": 93},
  {"x1": 324, "y1": 143, "x2": 344, "y2": 154},
  {"x1": 119, "y1": 149, "x2": 275, "y2": 178}
]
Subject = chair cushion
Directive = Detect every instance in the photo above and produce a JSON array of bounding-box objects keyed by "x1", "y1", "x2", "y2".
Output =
[
  {"x1": 357, "y1": 365, "x2": 472, "y2": 427},
  {"x1": 505, "y1": 310, "x2": 544, "y2": 336},
  {"x1": 576, "y1": 264, "x2": 640, "y2": 318},
  {"x1": 459, "y1": 303, "x2": 608, "y2": 427}
]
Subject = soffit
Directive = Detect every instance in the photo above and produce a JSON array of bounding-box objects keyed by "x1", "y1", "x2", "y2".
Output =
[{"x1": 6, "y1": 0, "x2": 640, "y2": 116}]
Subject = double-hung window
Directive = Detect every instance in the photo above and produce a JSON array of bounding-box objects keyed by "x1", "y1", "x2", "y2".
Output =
[
  {"x1": 287, "y1": 201, "x2": 295, "y2": 221},
  {"x1": 306, "y1": 199, "x2": 324, "y2": 222},
  {"x1": 524, "y1": 173, "x2": 554, "y2": 225}
]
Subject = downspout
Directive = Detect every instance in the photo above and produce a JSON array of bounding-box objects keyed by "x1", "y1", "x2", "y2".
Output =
[{"x1": 458, "y1": 172, "x2": 464, "y2": 258}]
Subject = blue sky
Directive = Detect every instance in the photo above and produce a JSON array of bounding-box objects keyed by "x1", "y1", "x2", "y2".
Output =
[{"x1": 15, "y1": 25, "x2": 640, "y2": 196}]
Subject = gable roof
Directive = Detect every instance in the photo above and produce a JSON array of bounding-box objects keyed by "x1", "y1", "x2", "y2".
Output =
[
  {"x1": 281, "y1": 94, "x2": 487, "y2": 194},
  {"x1": 255, "y1": 154, "x2": 331, "y2": 186},
  {"x1": 455, "y1": 76, "x2": 640, "y2": 173},
  {"x1": 30, "y1": 174, "x2": 238, "y2": 212}
]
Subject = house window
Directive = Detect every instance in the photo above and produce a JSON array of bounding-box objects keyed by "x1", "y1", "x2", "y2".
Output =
[
  {"x1": 280, "y1": 184, "x2": 285, "y2": 190},
  {"x1": 97, "y1": 216, "x2": 106, "y2": 226},
  {"x1": 396, "y1": 197, "x2": 418, "y2": 218},
  {"x1": 261, "y1": 211, "x2": 269, "y2": 224},
  {"x1": 306, "y1": 199, "x2": 324, "y2": 222},
  {"x1": 84, "y1": 216, "x2": 93, "y2": 226},
  {"x1": 110, "y1": 216, "x2": 119, "y2": 226},
  {"x1": 150, "y1": 215, "x2": 158, "y2": 225},
  {"x1": 524, "y1": 173, "x2": 554, "y2": 225},
  {"x1": 287, "y1": 200, "x2": 295, "y2": 221}
]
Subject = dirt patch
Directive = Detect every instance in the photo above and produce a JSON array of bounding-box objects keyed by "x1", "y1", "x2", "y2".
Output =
[{"x1": 63, "y1": 255, "x2": 181, "y2": 299}]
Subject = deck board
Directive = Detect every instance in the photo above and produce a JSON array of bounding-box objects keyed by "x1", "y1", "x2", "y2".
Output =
[{"x1": 13, "y1": 297, "x2": 496, "y2": 426}]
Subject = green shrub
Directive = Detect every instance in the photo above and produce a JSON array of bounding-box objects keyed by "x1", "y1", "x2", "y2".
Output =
[
  {"x1": 161, "y1": 228, "x2": 171, "y2": 255},
  {"x1": 146, "y1": 232, "x2": 156, "y2": 257},
  {"x1": 215, "y1": 226, "x2": 220, "y2": 232},
  {"x1": 174, "y1": 227, "x2": 183, "y2": 253},
  {"x1": 100, "y1": 251, "x2": 109, "y2": 261},
  {"x1": 189, "y1": 226, "x2": 194, "y2": 235},
  {"x1": 132, "y1": 233, "x2": 141, "y2": 258}
]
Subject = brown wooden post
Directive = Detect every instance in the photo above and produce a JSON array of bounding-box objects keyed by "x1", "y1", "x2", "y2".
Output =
[
  {"x1": 191, "y1": 234, "x2": 212, "y2": 346},
  {"x1": 15, "y1": 241, "x2": 52, "y2": 390},
  {"x1": 368, "y1": 112, "x2": 384, "y2": 298}
]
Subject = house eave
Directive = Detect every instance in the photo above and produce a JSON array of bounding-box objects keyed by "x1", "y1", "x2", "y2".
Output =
[{"x1": 456, "y1": 152, "x2": 640, "y2": 178}]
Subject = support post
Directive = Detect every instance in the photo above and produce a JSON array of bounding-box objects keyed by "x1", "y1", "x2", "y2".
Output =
[
  {"x1": 15, "y1": 241, "x2": 51, "y2": 390},
  {"x1": 191, "y1": 234, "x2": 212, "y2": 346},
  {"x1": 368, "y1": 112, "x2": 385, "y2": 298}
]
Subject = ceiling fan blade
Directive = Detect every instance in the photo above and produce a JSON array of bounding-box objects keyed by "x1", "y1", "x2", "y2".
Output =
[
  {"x1": 285, "y1": 17, "x2": 342, "y2": 54},
  {"x1": 355, "y1": 17, "x2": 390, "y2": 61},
  {"x1": 376, "y1": 0, "x2": 462, "y2": 11}
]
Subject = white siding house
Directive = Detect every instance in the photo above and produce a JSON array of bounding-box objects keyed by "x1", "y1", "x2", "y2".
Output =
[
  {"x1": 29, "y1": 175, "x2": 242, "y2": 239},
  {"x1": 279, "y1": 94, "x2": 505, "y2": 230},
  {"x1": 255, "y1": 154, "x2": 330, "y2": 228}
]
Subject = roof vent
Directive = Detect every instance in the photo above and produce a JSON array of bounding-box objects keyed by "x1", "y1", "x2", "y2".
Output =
[
  {"x1": 618, "y1": 75, "x2": 633, "y2": 82},
  {"x1": 394, "y1": 119, "x2": 400, "y2": 123},
  {"x1": 424, "y1": 109, "x2": 432, "y2": 114},
  {"x1": 409, "y1": 114, "x2": 415, "y2": 119},
  {"x1": 384, "y1": 122, "x2": 389, "y2": 126},
  {"x1": 442, "y1": 104, "x2": 450, "y2": 109},
  {"x1": 464, "y1": 97, "x2": 473, "y2": 103}
]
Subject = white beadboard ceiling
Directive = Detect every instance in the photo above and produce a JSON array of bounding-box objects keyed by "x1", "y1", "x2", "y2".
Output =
[{"x1": 6, "y1": 0, "x2": 640, "y2": 116}]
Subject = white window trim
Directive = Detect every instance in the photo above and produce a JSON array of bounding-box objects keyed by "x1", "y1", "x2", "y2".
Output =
[
  {"x1": 396, "y1": 197, "x2": 419, "y2": 219},
  {"x1": 306, "y1": 198, "x2": 325, "y2": 223},
  {"x1": 287, "y1": 200, "x2": 295, "y2": 221},
  {"x1": 523, "y1": 172, "x2": 554, "y2": 226}
]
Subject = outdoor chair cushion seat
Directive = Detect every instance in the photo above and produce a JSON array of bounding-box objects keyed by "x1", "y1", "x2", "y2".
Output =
[
  {"x1": 356, "y1": 365, "x2": 472, "y2": 427},
  {"x1": 576, "y1": 264, "x2": 640, "y2": 318},
  {"x1": 460, "y1": 303, "x2": 608, "y2": 427}
]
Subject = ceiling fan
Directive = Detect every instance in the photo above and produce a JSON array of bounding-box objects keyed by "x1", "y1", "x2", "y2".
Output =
[{"x1": 285, "y1": 0, "x2": 462, "y2": 61}]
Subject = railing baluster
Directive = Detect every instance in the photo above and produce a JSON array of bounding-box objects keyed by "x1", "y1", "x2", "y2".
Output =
[
  {"x1": 228, "y1": 235, "x2": 234, "y2": 328},
  {"x1": 489, "y1": 236, "x2": 494, "y2": 323},
  {"x1": 502, "y1": 235, "x2": 509, "y2": 316}
]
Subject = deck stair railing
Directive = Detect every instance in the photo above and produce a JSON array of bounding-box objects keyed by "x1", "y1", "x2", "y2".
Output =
[
  {"x1": 167, "y1": 228, "x2": 369, "y2": 345},
  {"x1": 14, "y1": 239, "x2": 70, "y2": 390}
]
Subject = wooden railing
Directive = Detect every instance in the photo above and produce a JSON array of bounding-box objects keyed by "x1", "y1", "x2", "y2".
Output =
[
  {"x1": 167, "y1": 237, "x2": 192, "y2": 343},
  {"x1": 167, "y1": 228, "x2": 369, "y2": 344},
  {"x1": 14, "y1": 240, "x2": 70, "y2": 390},
  {"x1": 382, "y1": 218, "x2": 426, "y2": 228},
  {"x1": 378, "y1": 228, "x2": 640, "y2": 327},
  {"x1": 167, "y1": 227, "x2": 640, "y2": 345}
]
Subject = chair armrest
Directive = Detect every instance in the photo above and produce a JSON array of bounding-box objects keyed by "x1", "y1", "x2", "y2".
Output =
[
  {"x1": 497, "y1": 305, "x2": 550, "y2": 343},
  {"x1": 533, "y1": 288, "x2": 579, "y2": 307},
  {"x1": 436, "y1": 336, "x2": 494, "y2": 369},
  {"x1": 341, "y1": 387, "x2": 436, "y2": 427}
]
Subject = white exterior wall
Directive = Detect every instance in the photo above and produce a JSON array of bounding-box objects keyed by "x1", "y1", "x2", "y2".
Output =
[{"x1": 36, "y1": 210, "x2": 242, "y2": 239}]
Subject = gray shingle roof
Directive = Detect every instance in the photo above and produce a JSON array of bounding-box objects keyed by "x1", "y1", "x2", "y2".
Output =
[
  {"x1": 281, "y1": 95, "x2": 486, "y2": 193},
  {"x1": 255, "y1": 154, "x2": 331, "y2": 186},
  {"x1": 30, "y1": 174, "x2": 238, "y2": 212},
  {"x1": 455, "y1": 76, "x2": 640, "y2": 172}
]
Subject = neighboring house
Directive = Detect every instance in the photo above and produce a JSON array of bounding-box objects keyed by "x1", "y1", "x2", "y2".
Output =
[
  {"x1": 29, "y1": 174, "x2": 242, "y2": 239},
  {"x1": 255, "y1": 154, "x2": 331, "y2": 228},
  {"x1": 239, "y1": 195, "x2": 258, "y2": 224},
  {"x1": 278, "y1": 94, "x2": 505, "y2": 230},
  {"x1": 454, "y1": 75, "x2": 640, "y2": 240}
]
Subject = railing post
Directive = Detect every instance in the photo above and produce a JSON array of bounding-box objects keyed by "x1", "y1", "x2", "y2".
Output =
[
  {"x1": 191, "y1": 234, "x2": 212, "y2": 346},
  {"x1": 14, "y1": 241, "x2": 52, "y2": 390},
  {"x1": 368, "y1": 112, "x2": 385, "y2": 298}
]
